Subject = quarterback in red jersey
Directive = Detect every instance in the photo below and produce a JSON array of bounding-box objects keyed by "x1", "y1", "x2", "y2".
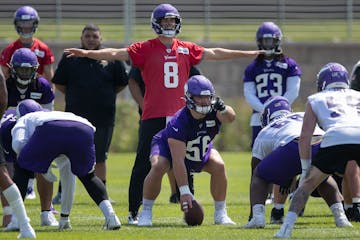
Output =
[
  {"x1": 65, "y1": 3, "x2": 262, "y2": 224},
  {"x1": 0, "y1": 6, "x2": 54, "y2": 84}
]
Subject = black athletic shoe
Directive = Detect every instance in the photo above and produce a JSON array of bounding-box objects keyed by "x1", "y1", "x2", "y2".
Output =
[
  {"x1": 270, "y1": 208, "x2": 284, "y2": 224},
  {"x1": 169, "y1": 193, "x2": 180, "y2": 203},
  {"x1": 345, "y1": 203, "x2": 360, "y2": 222}
]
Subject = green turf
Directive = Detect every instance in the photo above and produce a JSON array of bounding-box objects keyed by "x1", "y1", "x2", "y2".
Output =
[{"x1": 1, "y1": 152, "x2": 359, "y2": 239}]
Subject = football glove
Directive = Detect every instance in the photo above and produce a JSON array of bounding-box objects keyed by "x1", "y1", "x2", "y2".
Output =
[{"x1": 212, "y1": 96, "x2": 226, "y2": 113}]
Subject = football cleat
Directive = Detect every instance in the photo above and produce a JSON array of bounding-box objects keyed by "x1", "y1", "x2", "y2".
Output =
[
  {"x1": 169, "y1": 193, "x2": 179, "y2": 204},
  {"x1": 5, "y1": 215, "x2": 19, "y2": 232},
  {"x1": 244, "y1": 216, "x2": 265, "y2": 228},
  {"x1": 59, "y1": 217, "x2": 71, "y2": 230},
  {"x1": 270, "y1": 208, "x2": 284, "y2": 224},
  {"x1": 104, "y1": 214, "x2": 121, "y2": 230},
  {"x1": 214, "y1": 211, "x2": 236, "y2": 225},
  {"x1": 265, "y1": 193, "x2": 274, "y2": 205},
  {"x1": 128, "y1": 213, "x2": 138, "y2": 225},
  {"x1": 25, "y1": 187, "x2": 36, "y2": 200},
  {"x1": 335, "y1": 216, "x2": 353, "y2": 228},
  {"x1": 18, "y1": 223, "x2": 36, "y2": 239},
  {"x1": 138, "y1": 210, "x2": 152, "y2": 227},
  {"x1": 274, "y1": 223, "x2": 293, "y2": 238},
  {"x1": 345, "y1": 203, "x2": 360, "y2": 222},
  {"x1": 40, "y1": 211, "x2": 59, "y2": 227}
]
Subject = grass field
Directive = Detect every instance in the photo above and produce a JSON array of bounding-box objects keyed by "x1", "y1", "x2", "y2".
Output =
[{"x1": 1, "y1": 152, "x2": 360, "y2": 240}]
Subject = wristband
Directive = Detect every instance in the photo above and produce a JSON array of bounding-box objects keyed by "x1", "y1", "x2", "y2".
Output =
[
  {"x1": 3, "y1": 206, "x2": 12, "y2": 215},
  {"x1": 179, "y1": 185, "x2": 191, "y2": 196},
  {"x1": 300, "y1": 159, "x2": 311, "y2": 171}
]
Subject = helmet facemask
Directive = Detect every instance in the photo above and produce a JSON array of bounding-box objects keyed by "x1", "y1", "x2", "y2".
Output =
[
  {"x1": 12, "y1": 65, "x2": 37, "y2": 86},
  {"x1": 184, "y1": 75, "x2": 215, "y2": 115},
  {"x1": 185, "y1": 92, "x2": 214, "y2": 115},
  {"x1": 15, "y1": 20, "x2": 38, "y2": 38}
]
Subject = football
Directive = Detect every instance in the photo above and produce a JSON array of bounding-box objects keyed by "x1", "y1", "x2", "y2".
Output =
[{"x1": 184, "y1": 199, "x2": 204, "y2": 226}]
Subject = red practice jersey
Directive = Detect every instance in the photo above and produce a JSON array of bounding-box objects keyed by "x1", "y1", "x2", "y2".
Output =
[
  {"x1": 0, "y1": 38, "x2": 55, "y2": 75},
  {"x1": 128, "y1": 38, "x2": 204, "y2": 120}
]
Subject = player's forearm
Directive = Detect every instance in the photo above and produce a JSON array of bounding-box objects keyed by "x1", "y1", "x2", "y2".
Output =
[{"x1": 204, "y1": 48, "x2": 261, "y2": 60}]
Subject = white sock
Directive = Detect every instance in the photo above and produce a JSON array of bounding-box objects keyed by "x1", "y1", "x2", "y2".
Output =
[
  {"x1": 215, "y1": 200, "x2": 226, "y2": 211},
  {"x1": 142, "y1": 198, "x2": 154, "y2": 211},
  {"x1": 55, "y1": 156, "x2": 76, "y2": 215},
  {"x1": 252, "y1": 204, "x2": 265, "y2": 218},
  {"x1": 274, "y1": 203, "x2": 284, "y2": 210},
  {"x1": 99, "y1": 200, "x2": 114, "y2": 218},
  {"x1": 330, "y1": 202, "x2": 346, "y2": 218},
  {"x1": 2, "y1": 184, "x2": 29, "y2": 226},
  {"x1": 283, "y1": 211, "x2": 297, "y2": 226},
  {"x1": 352, "y1": 198, "x2": 360, "y2": 204}
]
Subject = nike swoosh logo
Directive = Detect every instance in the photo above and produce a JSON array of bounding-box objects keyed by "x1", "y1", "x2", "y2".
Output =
[
  {"x1": 172, "y1": 127, "x2": 179, "y2": 132},
  {"x1": 3, "y1": 149, "x2": 9, "y2": 155}
]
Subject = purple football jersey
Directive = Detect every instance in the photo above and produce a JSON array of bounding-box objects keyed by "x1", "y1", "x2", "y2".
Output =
[
  {"x1": 0, "y1": 109, "x2": 17, "y2": 162},
  {"x1": 151, "y1": 107, "x2": 221, "y2": 173},
  {"x1": 7, "y1": 76, "x2": 54, "y2": 107},
  {"x1": 243, "y1": 56, "x2": 301, "y2": 105}
]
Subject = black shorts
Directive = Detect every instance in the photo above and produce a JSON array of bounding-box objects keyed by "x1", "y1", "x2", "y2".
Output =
[
  {"x1": 94, "y1": 125, "x2": 114, "y2": 163},
  {"x1": 312, "y1": 144, "x2": 360, "y2": 175}
]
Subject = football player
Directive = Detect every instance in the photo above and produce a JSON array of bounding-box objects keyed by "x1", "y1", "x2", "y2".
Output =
[
  {"x1": 275, "y1": 63, "x2": 357, "y2": 238},
  {"x1": 0, "y1": 109, "x2": 76, "y2": 230},
  {"x1": 2, "y1": 47, "x2": 58, "y2": 229},
  {"x1": 243, "y1": 21, "x2": 301, "y2": 222},
  {"x1": 11, "y1": 99, "x2": 121, "y2": 230},
  {"x1": 245, "y1": 96, "x2": 348, "y2": 229},
  {"x1": 64, "y1": 3, "x2": 262, "y2": 224},
  {"x1": 137, "y1": 75, "x2": 236, "y2": 226}
]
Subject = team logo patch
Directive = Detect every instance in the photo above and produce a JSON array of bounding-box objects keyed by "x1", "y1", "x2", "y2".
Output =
[
  {"x1": 34, "y1": 49, "x2": 45, "y2": 58},
  {"x1": 30, "y1": 92, "x2": 42, "y2": 99},
  {"x1": 275, "y1": 62, "x2": 288, "y2": 69},
  {"x1": 206, "y1": 120, "x2": 216, "y2": 127},
  {"x1": 177, "y1": 47, "x2": 189, "y2": 55}
]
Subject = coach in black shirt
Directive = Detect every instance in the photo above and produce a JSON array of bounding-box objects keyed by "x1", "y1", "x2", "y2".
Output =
[{"x1": 52, "y1": 24, "x2": 128, "y2": 201}]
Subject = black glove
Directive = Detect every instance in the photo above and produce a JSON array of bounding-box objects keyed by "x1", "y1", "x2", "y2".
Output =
[{"x1": 212, "y1": 96, "x2": 226, "y2": 112}]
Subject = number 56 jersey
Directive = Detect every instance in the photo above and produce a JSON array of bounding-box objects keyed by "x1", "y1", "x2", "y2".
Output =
[{"x1": 151, "y1": 107, "x2": 220, "y2": 173}]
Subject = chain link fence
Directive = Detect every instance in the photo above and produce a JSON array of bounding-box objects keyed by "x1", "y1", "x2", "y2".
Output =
[{"x1": 0, "y1": 0, "x2": 360, "y2": 43}]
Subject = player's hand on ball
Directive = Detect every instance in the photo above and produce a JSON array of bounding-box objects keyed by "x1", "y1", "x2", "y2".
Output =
[{"x1": 180, "y1": 195, "x2": 193, "y2": 213}]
